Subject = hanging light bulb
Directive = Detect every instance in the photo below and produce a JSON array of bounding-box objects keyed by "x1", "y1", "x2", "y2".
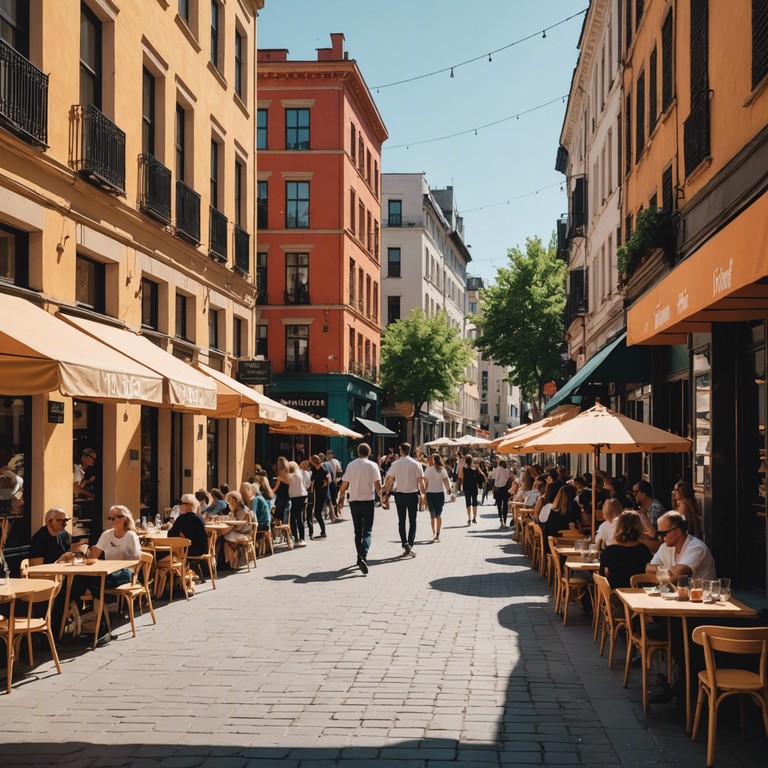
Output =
[
  {"x1": 542, "y1": 30, "x2": 547, "y2": 39},
  {"x1": 488, "y1": 53, "x2": 492, "y2": 63},
  {"x1": 450, "y1": 67, "x2": 454, "y2": 78},
  {"x1": 474, "y1": 129, "x2": 478, "y2": 135}
]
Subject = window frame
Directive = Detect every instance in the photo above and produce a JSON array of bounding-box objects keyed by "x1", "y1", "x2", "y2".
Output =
[
  {"x1": 210, "y1": 138, "x2": 220, "y2": 210},
  {"x1": 387, "y1": 295, "x2": 401, "y2": 325},
  {"x1": 285, "y1": 324, "x2": 309, "y2": 373},
  {"x1": 255, "y1": 323, "x2": 268, "y2": 358},
  {"x1": 257, "y1": 180, "x2": 268, "y2": 229},
  {"x1": 234, "y1": 159, "x2": 244, "y2": 227},
  {"x1": 285, "y1": 108, "x2": 310, "y2": 150},
  {"x1": 208, "y1": 308, "x2": 220, "y2": 351},
  {"x1": 175, "y1": 293, "x2": 189, "y2": 341},
  {"x1": 210, "y1": 0, "x2": 220, "y2": 70},
  {"x1": 142, "y1": 67, "x2": 156, "y2": 157},
  {"x1": 285, "y1": 181, "x2": 309, "y2": 228},
  {"x1": 387, "y1": 199, "x2": 402, "y2": 227},
  {"x1": 234, "y1": 27, "x2": 244, "y2": 98},
  {"x1": 79, "y1": 2, "x2": 102, "y2": 109},
  {"x1": 0, "y1": 222, "x2": 29, "y2": 289},
  {"x1": 256, "y1": 251, "x2": 268, "y2": 304},
  {"x1": 141, "y1": 277, "x2": 159, "y2": 330},
  {"x1": 285, "y1": 252, "x2": 309, "y2": 304},
  {"x1": 75, "y1": 253, "x2": 106, "y2": 314},
  {"x1": 257, "y1": 108, "x2": 268, "y2": 150},
  {"x1": 175, "y1": 103, "x2": 186, "y2": 182},
  {"x1": 387, "y1": 247, "x2": 401, "y2": 278}
]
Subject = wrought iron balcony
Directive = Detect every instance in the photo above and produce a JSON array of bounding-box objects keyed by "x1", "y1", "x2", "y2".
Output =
[
  {"x1": 284, "y1": 286, "x2": 310, "y2": 305},
  {"x1": 138, "y1": 153, "x2": 171, "y2": 223},
  {"x1": 0, "y1": 38, "x2": 48, "y2": 146},
  {"x1": 175, "y1": 180, "x2": 200, "y2": 245},
  {"x1": 72, "y1": 104, "x2": 125, "y2": 193},
  {"x1": 684, "y1": 90, "x2": 710, "y2": 177},
  {"x1": 234, "y1": 225, "x2": 250, "y2": 275},
  {"x1": 209, "y1": 207, "x2": 228, "y2": 262}
]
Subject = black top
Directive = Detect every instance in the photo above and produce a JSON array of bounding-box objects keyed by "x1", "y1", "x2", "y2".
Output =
[
  {"x1": 167, "y1": 512, "x2": 208, "y2": 557},
  {"x1": 462, "y1": 467, "x2": 484, "y2": 492},
  {"x1": 310, "y1": 465, "x2": 329, "y2": 497},
  {"x1": 274, "y1": 479, "x2": 290, "y2": 501},
  {"x1": 29, "y1": 526, "x2": 71, "y2": 564},
  {"x1": 599, "y1": 543, "x2": 652, "y2": 589},
  {"x1": 543, "y1": 506, "x2": 581, "y2": 541}
]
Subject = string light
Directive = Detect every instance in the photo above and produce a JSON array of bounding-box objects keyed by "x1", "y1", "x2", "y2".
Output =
[
  {"x1": 460, "y1": 182, "x2": 564, "y2": 214},
  {"x1": 370, "y1": 8, "x2": 587, "y2": 90},
  {"x1": 542, "y1": 30, "x2": 547, "y2": 39},
  {"x1": 385, "y1": 94, "x2": 568, "y2": 150}
]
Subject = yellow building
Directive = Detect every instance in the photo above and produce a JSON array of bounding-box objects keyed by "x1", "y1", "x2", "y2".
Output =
[{"x1": 0, "y1": 0, "x2": 265, "y2": 568}]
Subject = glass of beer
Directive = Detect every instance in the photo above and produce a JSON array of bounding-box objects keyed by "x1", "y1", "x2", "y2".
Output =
[{"x1": 690, "y1": 578, "x2": 704, "y2": 602}]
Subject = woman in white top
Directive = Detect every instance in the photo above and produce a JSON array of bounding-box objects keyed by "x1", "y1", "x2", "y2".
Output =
[
  {"x1": 424, "y1": 454, "x2": 454, "y2": 541},
  {"x1": 492, "y1": 459, "x2": 513, "y2": 528},
  {"x1": 221, "y1": 490, "x2": 255, "y2": 568},
  {"x1": 88, "y1": 505, "x2": 142, "y2": 586},
  {"x1": 287, "y1": 461, "x2": 309, "y2": 547},
  {"x1": 595, "y1": 497, "x2": 622, "y2": 549}
]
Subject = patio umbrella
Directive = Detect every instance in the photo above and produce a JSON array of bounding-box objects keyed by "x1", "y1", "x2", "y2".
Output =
[
  {"x1": 515, "y1": 403, "x2": 692, "y2": 533},
  {"x1": 494, "y1": 404, "x2": 580, "y2": 454},
  {"x1": 452, "y1": 434, "x2": 491, "y2": 447},
  {"x1": 423, "y1": 436, "x2": 456, "y2": 447},
  {"x1": 316, "y1": 418, "x2": 363, "y2": 439}
]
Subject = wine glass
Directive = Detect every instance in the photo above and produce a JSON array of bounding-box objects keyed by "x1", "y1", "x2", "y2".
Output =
[{"x1": 656, "y1": 566, "x2": 670, "y2": 587}]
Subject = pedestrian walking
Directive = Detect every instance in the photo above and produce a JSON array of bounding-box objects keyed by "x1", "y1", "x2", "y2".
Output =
[
  {"x1": 459, "y1": 455, "x2": 486, "y2": 525},
  {"x1": 336, "y1": 442, "x2": 383, "y2": 575},
  {"x1": 381, "y1": 442, "x2": 426, "y2": 558},
  {"x1": 287, "y1": 461, "x2": 308, "y2": 547},
  {"x1": 423, "y1": 454, "x2": 454, "y2": 541},
  {"x1": 492, "y1": 458, "x2": 512, "y2": 528}
]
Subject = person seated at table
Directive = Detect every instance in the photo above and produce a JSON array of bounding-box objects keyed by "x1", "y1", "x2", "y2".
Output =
[
  {"x1": 165, "y1": 494, "x2": 207, "y2": 558},
  {"x1": 540, "y1": 485, "x2": 581, "y2": 542},
  {"x1": 195, "y1": 489, "x2": 211, "y2": 515},
  {"x1": 646, "y1": 511, "x2": 716, "y2": 582},
  {"x1": 605, "y1": 476, "x2": 634, "y2": 510},
  {"x1": 204, "y1": 488, "x2": 229, "y2": 517},
  {"x1": 532, "y1": 482, "x2": 558, "y2": 524},
  {"x1": 672, "y1": 480, "x2": 701, "y2": 538},
  {"x1": 251, "y1": 483, "x2": 272, "y2": 531},
  {"x1": 599, "y1": 511, "x2": 652, "y2": 589},
  {"x1": 220, "y1": 491, "x2": 254, "y2": 568},
  {"x1": 595, "y1": 498, "x2": 622, "y2": 549},
  {"x1": 254, "y1": 473, "x2": 275, "y2": 514}
]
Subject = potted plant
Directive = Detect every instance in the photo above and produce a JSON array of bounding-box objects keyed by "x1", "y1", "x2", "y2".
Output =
[{"x1": 617, "y1": 207, "x2": 676, "y2": 283}]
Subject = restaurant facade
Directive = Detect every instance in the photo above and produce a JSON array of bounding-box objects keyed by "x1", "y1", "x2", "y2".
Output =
[{"x1": 0, "y1": 0, "x2": 267, "y2": 571}]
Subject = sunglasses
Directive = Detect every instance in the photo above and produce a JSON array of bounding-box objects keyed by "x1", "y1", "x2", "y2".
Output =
[
  {"x1": 107, "y1": 515, "x2": 125, "y2": 521},
  {"x1": 53, "y1": 517, "x2": 71, "y2": 523},
  {"x1": 657, "y1": 527, "x2": 678, "y2": 538}
]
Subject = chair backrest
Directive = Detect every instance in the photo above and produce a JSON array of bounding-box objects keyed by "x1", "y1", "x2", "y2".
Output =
[
  {"x1": 547, "y1": 536, "x2": 563, "y2": 579},
  {"x1": 18, "y1": 581, "x2": 62, "y2": 623},
  {"x1": 151, "y1": 537, "x2": 190, "y2": 559},
  {"x1": 592, "y1": 573, "x2": 613, "y2": 615},
  {"x1": 629, "y1": 573, "x2": 658, "y2": 587},
  {"x1": 692, "y1": 625, "x2": 768, "y2": 687},
  {"x1": 136, "y1": 551, "x2": 154, "y2": 585}
]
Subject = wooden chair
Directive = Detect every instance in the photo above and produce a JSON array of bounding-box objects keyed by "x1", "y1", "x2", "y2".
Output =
[
  {"x1": 530, "y1": 523, "x2": 543, "y2": 572},
  {"x1": 524, "y1": 521, "x2": 535, "y2": 560},
  {"x1": 188, "y1": 530, "x2": 218, "y2": 589},
  {"x1": 593, "y1": 573, "x2": 628, "y2": 669},
  {"x1": 534, "y1": 523, "x2": 548, "y2": 577},
  {"x1": 255, "y1": 528, "x2": 273, "y2": 557},
  {"x1": 105, "y1": 551, "x2": 156, "y2": 637},
  {"x1": 272, "y1": 520, "x2": 293, "y2": 549},
  {"x1": 151, "y1": 537, "x2": 191, "y2": 601},
  {"x1": 691, "y1": 625, "x2": 768, "y2": 767},
  {"x1": 621, "y1": 584, "x2": 672, "y2": 715},
  {"x1": 0, "y1": 581, "x2": 62, "y2": 691},
  {"x1": 0, "y1": 592, "x2": 15, "y2": 694},
  {"x1": 548, "y1": 535, "x2": 589, "y2": 625}
]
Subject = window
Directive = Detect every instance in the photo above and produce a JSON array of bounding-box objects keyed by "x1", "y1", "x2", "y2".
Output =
[
  {"x1": 210, "y1": 1, "x2": 220, "y2": 69},
  {"x1": 358, "y1": 201, "x2": 365, "y2": 243},
  {"x1": 257, "y1": 108, "x2": 267, "y2": 149},
  {"x1": 348, "y1": 327, "x2": 355, "y2": 363},
  {"x1": 374, "y1": 161, "x2": 379, "y2": 198},
  {"x1": 388, "y1": 199, "x2": 402, "y2": 227},
  {"x1": 350, "y1": 123, "x2": 356, "y2": 163},
  {"x1": 753, "y1": 0, "x2": 768, "y2": 89},
  {"x1": 234, "y1": 28, "x2": 244, "y2": 98},
  {"x1": 256, "y1": 251, "x2": 267, "y2": 304},
  {"x1": 175, "y1": 293, "x2": 188, "y2": 340},
  {"x1": 256, "y1": 324, "x2": 268, "y2": 358},
  {"x1": 387, "y1": 296, "x2": 401, "y2": 325},
  {"x1": 358, "y1": 136, "x2": 364, "y2": 171},
  {"x1": 649, "y1": 47, "x2": 658, "y2": 129},
  {"x1": 662, "y1": 165, "x2": 674, "y2": 211},
  {"x1": 257, "y1": 180, "x2": 268, "y2": 229},
  {"x1": 625, "y1": 91, "x2": 632, "y2": 173},
  {"x1": 208, "y1": 309, "x2": 220, "y2": 350},
  {"x1": 285, "y1": 325, "x2": 309, "y2": 373},
  {"x1": 636, "y1": 71, "x2": 645, "y2": 157},
  {"x1": 76, "y1": 254, "x2": 105, "y2": 313},
  {"x1": 234, "y1": 160, "x2": 243, "y2": 227},
  {"x1": 285, "y1": 181, "x2": 309, "y2": 228},
  {"x1": 233, "y1": 317, "x2": 244, "y2": 358},
  {"x1": 366, "y1": 149, "x2": 371, "y2": 185},
  {"x1": 285, "y1": 108, "x2": 309, "y2": 150},
  {"x1": 141, "y1": 278, "x2": 158, "y2": 329},
  {"x1": 349, "y1": 189, "x2": 356, "y2": 234},
  {"x1": 0, "y1": 223, "x2": 28, "y2": 288},
  {"x1": 374, "y1": 220, "x2": 379, "y2": 258},
  {"x1": 625, "y1": 0, "x2": 633, "y2": 52},
  {"x1": 142, "y1": 67, "x2": 155, "y2": 156},
  {"x1": 80, "y1": 3, "x2": 102, "y2": 108},
  {"x1": 0, "y1": 0, "x2": 29, "y2": 55},
  {"x1": 285, "y1": 253, "x2": 309, "y2": 304},
  {"x1": 387, "y1": 247, "x2": 401, "y2": 277},
  {"x1": 661, "y1": 11, "x2": 674, "y2": 111},
  {"x1": 175, "y1": 104, "x2": 186, "y2": 181},
  {"x1": 635, "y1": 0, "x2": 644, "y2": 29},
  {"x1": 349, "y1": 258, "x2": 355, "y2": 305},
  {"x1": 210, "y1": 139, "x2": 220, "y2": 209}
]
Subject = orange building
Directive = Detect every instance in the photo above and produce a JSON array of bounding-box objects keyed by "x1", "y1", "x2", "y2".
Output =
[
  {"x1": 622, "y1": 0, "x2": 768, "y2": 598},
  {"x1": 256, "y1": 34, "x2": 391, "y2": 454}
]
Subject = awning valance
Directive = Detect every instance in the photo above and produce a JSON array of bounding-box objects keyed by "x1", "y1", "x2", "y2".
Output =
[
  {"x1": 0, "y1": 294, "x2": 163, "y2": 403},
  {"x1": 627, "y1": 190, "x2": 768, "y2": 345},
  {"x1": 62, "y1": 315, "x2": 218, "y2": 412},
  {"x1": 355, "y1": 416, "x2": 397, "y2": 437},
  {"x1": 544, "y1": 332, "x2": 651, "y2": 413},
  {"x1": 196, "y1": 362, "x2": 287, "y2": 423}
]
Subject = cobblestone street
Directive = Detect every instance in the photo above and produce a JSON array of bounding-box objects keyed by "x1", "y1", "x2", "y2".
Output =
[{"x1": 0, "y1": 499, "x2": 764, "y2": 767}]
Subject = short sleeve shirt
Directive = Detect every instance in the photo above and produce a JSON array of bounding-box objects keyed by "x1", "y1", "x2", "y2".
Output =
[
  {"x1": 647, "y1": 498, "x2": 666, "y2": 525},
  {"x1": 424, "y1": 465, "x2": 449, "y2": 494},
  {"x1": 29, "y1": 527, "x2": 71, "y2": 564},
  {"x1": 94, "y1": 529, "x2": 142, "y2": 560},
  {"x1": 385, "y1": 455, "x2": 424, "y2": 494},
  {"x1": 342, "y1": 458, "x2": 381, "y2": 501},
  {"x1": 650, "y1": 535, "x2": 717, "y2": 580}
]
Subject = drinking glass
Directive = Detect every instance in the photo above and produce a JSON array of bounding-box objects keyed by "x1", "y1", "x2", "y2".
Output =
[
  {"x1": 656, "y1": 567, "x2": 670, "y2": 587},
  {"x1": 588, "y1": 541, "x2": 598, "y2": 554},
  {"x1": 575, "y1": 539, "x2": 583, "y2": 553},
  {"x1": 677, "y1": 575, "x2": 690, "y2": 601},
  {"x1": 690, "y1": 578, "x2": 704, "y2": 602},
  {"x1": 705, "y1": 579, "x2": 719, "y2": 604},
  {"x1": 73, "y1": 549, "x2": 85, "y2": 566},
  {"x1": 718, "y1": 578, "x2": 732, "y2": 603}
]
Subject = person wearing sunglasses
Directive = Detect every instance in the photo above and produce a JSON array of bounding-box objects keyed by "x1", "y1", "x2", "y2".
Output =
[{"x1": 645, "y1": 511, "x2": 716, "y2": 582}]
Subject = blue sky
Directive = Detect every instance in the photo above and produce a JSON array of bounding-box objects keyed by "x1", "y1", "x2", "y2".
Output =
[{"x1": 258, "y1": 1, "x2": 587, "y2": 283}]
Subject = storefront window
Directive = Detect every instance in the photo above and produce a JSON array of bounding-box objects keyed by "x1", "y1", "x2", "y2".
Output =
[
  {"x1": 140, "y1": 406, "x2": 158, "y2": 517},
  {"x1": 73, "y1": 399, "x2": 103, "y2": 541},
  {"x1": 693, "y1": 351, "x2": 711, "y2": 492},
  {"x1": 0, "y1": 396, "x2": 30, "y2": 567},
  {"x1": 207, "y1": 418, "x2": 219, "y2": 490}
]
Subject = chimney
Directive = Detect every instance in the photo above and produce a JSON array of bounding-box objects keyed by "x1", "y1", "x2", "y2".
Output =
[
  {"x1": 257, "y1": 49, "x2": 289, "y2": 63},
  {"x1": 317, "y1": 32, "x2": 346, "y2": 61}
]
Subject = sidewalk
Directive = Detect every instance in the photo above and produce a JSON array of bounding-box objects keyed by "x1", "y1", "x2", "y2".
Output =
[{"x1": 0, "y1": 498, "x2": 764, "y2": 767}]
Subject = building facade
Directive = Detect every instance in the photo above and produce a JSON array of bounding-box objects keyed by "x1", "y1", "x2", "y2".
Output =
[
  {"x1": 380, "y1": 174, "x2": 474, "y2": 444},
  {"x1": 0, "y1": 0, "x2": 264, "y2": 568},
  {"x1": 255, "y1": 34, "x2": 389, "y2": 456}
]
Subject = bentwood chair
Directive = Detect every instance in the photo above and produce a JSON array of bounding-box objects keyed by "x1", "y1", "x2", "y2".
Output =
[
  {"x1": 188, "y1": 529, "x2": 218, "y2": 589},
  {"x1": 105, "y1": 551, "x2": 156, "y2": 637},
  {"x1": 593, "y1": 573, "x2": 628, "y2": 670},
  {"x1": 151, "y1": 537, "x2": 191, "y2": 601},
  {"x1": 691, "y1": 625, "x2": 768, "y2": 767},
  {"x1": 548, "y1": 536, "x2": 589, "y2": 625},
  {"x1": 255, "y1": 527, "x2": 274, "y2": 557},
  {"x1": 0, "y1": 592, "x2": 15, "y2": 693}
]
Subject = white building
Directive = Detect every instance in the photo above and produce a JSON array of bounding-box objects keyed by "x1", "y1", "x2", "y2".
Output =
[{"x1": 380, "y1": 174, "x2": 474, "y2": 442}]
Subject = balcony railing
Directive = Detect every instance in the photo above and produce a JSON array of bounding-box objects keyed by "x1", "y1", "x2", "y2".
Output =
[
  {"x1": 138, "y1": 153, "x2": 171, "y2": 223},
  {"x1": 285, "y1": 358, "x2": 309, "y2": 373},
  {"x1": 209, "y1": 206, "x2": 228, "y2": 262},
  {"x1": 234, "y1": 225, "x2": 250, "y2": 275},
  {"x1": 0, "y1": 38, "x2": 48, "y2": 145},
  {"x1": 284, "y1": 286, "x2": 310, "y2": 305},
  {"x1": 71, "y1": 104, "x2": 125, "y2": 193},
  {"x1": 684, "y1": 90, "x2": 710, "y2": 177},
  {"x1": 387, "y1": 214, "x2": 402, "y2": 227},
  {"x1": 175, "y1": 180, "x2": 200, "y2": 245}
]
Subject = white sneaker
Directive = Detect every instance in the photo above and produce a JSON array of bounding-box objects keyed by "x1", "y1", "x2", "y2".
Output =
[{"x1": 296, "y1": 540, "x2": 307, "y2": 547}]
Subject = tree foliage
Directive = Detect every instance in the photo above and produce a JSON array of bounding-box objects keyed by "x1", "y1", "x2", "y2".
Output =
[
  {"x1": 473, "y1": 236, "x2": 567, "y2": 411},
  {"x1": 380, "y1": 308, "x2": 473, "y2": 418}
]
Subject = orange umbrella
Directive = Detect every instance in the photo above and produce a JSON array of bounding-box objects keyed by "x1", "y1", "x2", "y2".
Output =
[{"x1": 494, "y1": 405, "x2": 580, "y2": 454}]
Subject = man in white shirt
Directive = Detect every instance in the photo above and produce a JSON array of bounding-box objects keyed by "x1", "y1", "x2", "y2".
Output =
[
  {"x1": 647, "y1": 511, "x2": 716, "y2": 581},
  {"x1": 381, "y1": 443, "x2": 427, "y2": 557},
  {"x1": 336, "y1": 443, "x2": 382, "y2": 575}
]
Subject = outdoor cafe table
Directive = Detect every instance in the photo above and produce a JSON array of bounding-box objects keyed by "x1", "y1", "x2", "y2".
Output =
[
  {"x1": 565, "y1": 557, "x2": 600, "y2": 572},
  {"x1": 615, "y1": 587, "x2": 758, "y2": 730},
  {"x1": 27, "y1": 560, "x2": 139, "y2": 648}
]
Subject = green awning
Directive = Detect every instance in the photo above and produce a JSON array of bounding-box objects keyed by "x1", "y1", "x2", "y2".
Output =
[
  {"x1": 355, "y1": 416, "x2": 397, "y2": 437},
  {"x1": 544, "y1": 332, "x2": 651, "y2": 414}
]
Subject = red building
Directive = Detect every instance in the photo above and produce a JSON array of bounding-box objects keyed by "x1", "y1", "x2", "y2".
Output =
[{"x1": 256, "y1": 34, "x2": 391, "y2": 454}]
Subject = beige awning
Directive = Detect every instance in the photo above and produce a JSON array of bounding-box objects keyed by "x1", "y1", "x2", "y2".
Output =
[
  {"x1": 62, "y1": 315, "x2": 218, "y2": 412},
  {"x1": 0, "y1": 294, "x2": 163, "y2": 403},
  {"x1": 270, "y1": 411, "x2": 362, "y2": 437},
  {"x1": 195, "y1": 362, "x2": 287, "y2": 423}
]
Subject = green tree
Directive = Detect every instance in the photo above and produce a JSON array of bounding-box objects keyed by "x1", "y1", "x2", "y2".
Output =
[
  {"x1": 380, "y1": 308, "x2": 473, "y2": 436},
  {"x1": 474, "y1": 236, "x2": 567, "y2": 416}
]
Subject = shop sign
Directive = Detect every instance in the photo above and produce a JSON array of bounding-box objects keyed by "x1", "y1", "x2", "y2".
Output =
[
  {"x1": 237, "y1": 359, "x2": 272, "y2": 386},
  {"x1": 277, "y1": 395, "x2": 327, "y2": 415},
  {"x1": 47, "y1": 401, "x2": 65, "y2": 424}
]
